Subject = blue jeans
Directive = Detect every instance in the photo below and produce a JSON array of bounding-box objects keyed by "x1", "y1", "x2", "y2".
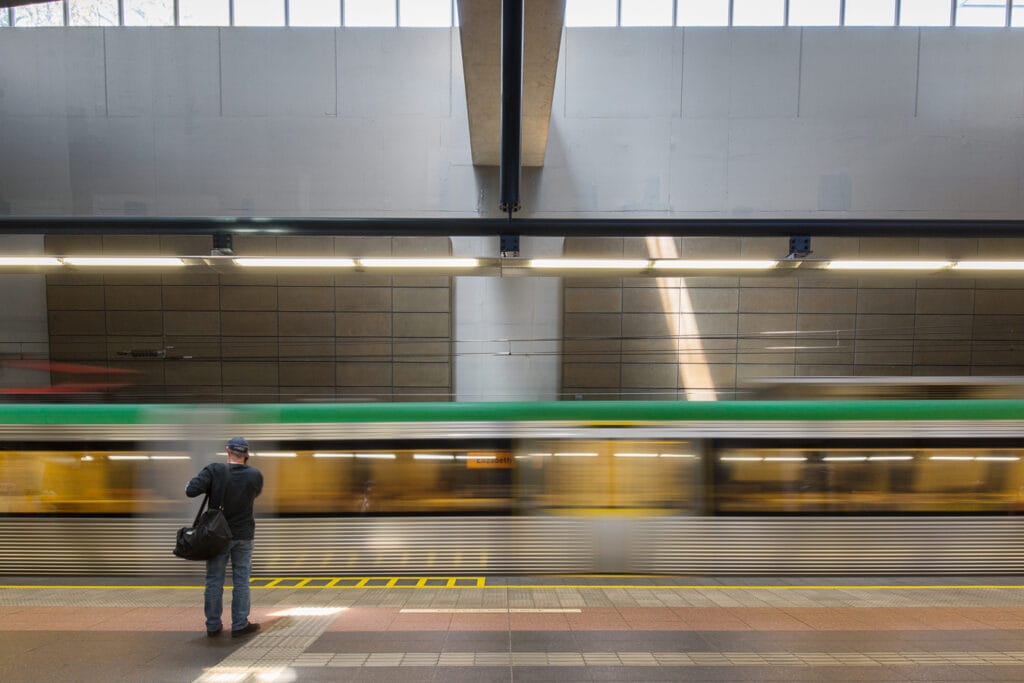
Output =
[{"x1": 204, "y1": 539, "x2": 254, "y2": 632}]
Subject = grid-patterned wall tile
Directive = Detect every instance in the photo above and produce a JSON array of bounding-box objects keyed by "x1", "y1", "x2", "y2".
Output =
[{"x1": 43, "y1": 235, "x2": 453, "y2": 401}]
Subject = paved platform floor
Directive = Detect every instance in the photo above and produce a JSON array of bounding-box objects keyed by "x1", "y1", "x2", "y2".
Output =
[{"x1": 3, "y1": 575, "x2": 1024, "y2": 681}]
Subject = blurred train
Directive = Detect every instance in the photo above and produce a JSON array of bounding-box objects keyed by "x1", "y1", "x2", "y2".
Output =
[{"x1": 2, "y1": 399, "x2": 1024, "y2": 575}]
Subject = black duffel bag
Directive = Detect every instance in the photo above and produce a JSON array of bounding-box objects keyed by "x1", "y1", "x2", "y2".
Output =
[{"x1": 174, "y1": 464, "x2": 232, "y2": 560}]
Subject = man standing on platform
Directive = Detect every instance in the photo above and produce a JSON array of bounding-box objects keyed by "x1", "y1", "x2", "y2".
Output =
[{"x1": 186, "y1": 436, "x2": 264, "y2": 637}]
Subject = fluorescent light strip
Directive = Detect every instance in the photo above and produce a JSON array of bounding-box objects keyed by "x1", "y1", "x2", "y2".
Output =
[
  {"x1": 868, "y1": 455, "x2": 914, "y2": 461},
  {"x1": 553, "y1": 452, "x2": 598, "y2": 457},
  {"x1": 613, "y1": 453, "x2": 658, "y2": 458},
  {"x1": 109, "y1": 455, "x2": 149, "y2": 460},
  {"x1": 456, "y1": 455, "x2": 496, "y2": 460},
  {"x1": 0, "y1": 257, "x2": 62, "y2": 266},
  {"x1": 660, "y1": 453, "x2": 696, "y2": 458},
  {"x1": 930, "y1": 456, "x2": 973, "y2": 461},
  {"x1": 255, "y1": 452, "x2": 297, "y2": 458},
  {"x1": 312, "y1": 453, "x2": 353, "y2": 458},
  {"x1": 978, "y1": 456, "x2": 1020, "y2": 461},
  {"x1": 527, "y1": 453, "x2": 552, "y2": 458},
  {"x1": 823, "y1": 456, "x2": 867, "y2": 462},
  {"x1": 764, "y1": 456, "x2": 807, "y2": 462},
  {"x1": 652, "y1": 259, "x2": 777, "y2": 270},
  {"x1": 358, "y1": 258, "x2": 479, "y2": 268},
  {"x1": 720, "y1": 456, "x2": 761, "y2": 462},
  {"x1": 826, "y1": 260, "x2": 951, "y2": 271},
  {"x1": 355, "y1": 453, "x2": 395, "y2": 459},
  {"x1": 235, "y1": 258, "x2": 355, "y2": 268},
  {"x1": 529, "y1": 259, "x2": 651, "y2": 269},
  {"x1": 64, "y1": 257, "x2": 185, "y2": 267},
  {"x1": 414, "y1": 454, "x2": 454, "y2": 460},
  {"x1": 953, "y1": 261, "x2": 1024, "y2": 271},
  {"x1": 150, "y1": 455, "x2": 191, "y2": 460}
]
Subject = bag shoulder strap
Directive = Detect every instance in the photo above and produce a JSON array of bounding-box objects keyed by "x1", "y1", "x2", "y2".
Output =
[
  {"x1": 192, "y1": 492, "x2": 209, "y2": 527},
  {"x1": 213, "y1": 462, "x2": 232, "y2": 511}
]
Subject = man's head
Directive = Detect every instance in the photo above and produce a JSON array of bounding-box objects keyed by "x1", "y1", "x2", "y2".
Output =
[{"x1": 226, "y1": 436, "x2": 250, "y2": 462}]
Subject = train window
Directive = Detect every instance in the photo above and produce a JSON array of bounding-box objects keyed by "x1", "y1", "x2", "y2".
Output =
[
  {"x1": 0, "y1": 448, "x2": 519, "y2": 516},
  {"x1": 0, "y1": 450, "x2": 193, "y2": 514},
  {"x1": 516, "y1": 440, "x2": 701, "y2": 514},
  {"x1": 714, "y1": 446, "x2": 1024, "y2": 514},
  {"x1": 248, "y1": 448, "x2": 516, "y2": 515}
]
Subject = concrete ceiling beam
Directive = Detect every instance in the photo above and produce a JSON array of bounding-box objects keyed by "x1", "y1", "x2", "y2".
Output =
[{"x1": 457, "y1": 0, "x2": 564, "y2": 167}]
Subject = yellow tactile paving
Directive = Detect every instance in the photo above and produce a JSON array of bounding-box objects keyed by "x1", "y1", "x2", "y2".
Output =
[{"x1": 248, "y1": 576, "x2": 486, "y2": 588}]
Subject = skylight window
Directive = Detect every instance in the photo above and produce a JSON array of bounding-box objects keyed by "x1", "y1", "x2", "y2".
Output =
[
  {"x1": 956, "y1": 0, "x2": 1007, "y2": 26},
  {"x1": 124, "y1": 0, "x2": 174, "y2": 26},
  {"x1": 400, "y1": 0, "x2": 453, "y2": 27},
  {"x1": 289, "y1": 0, "x2": 341, "y2": 26},
  {"x1": 346, "y1": 0, "x2": 397, "y2": 26},
  {"x1": 2, "y1": 0, "x2": 1018, "y2": 31},
  {"x1": 789, "y1": 0, "x2": 841, "y2": 25},
  {"x1": 234, "y1": 0, "x2": 285, "y2": 26},
  {"x1": 179, "y1": 0, "x2": 229, "y2": 26},
  {"x1": 900, "y1": 0, "x2": 951, "y2": 25},
  {"x1": 733, "y1": 0, "x2": 785, "y2": 26},
  {"x1": 676, "y1": 0, "x2": 729, "y2": 25},
  {"x1": 621, "y1": 0, "x2": 674, "y2": 26},
  {"x1": 14, "y1": 1, "x2": 64, "y2": 26},
  {"x1": 566, "y1": 0, "x2": 617, "y2": 26},
  {"x1": 845, "y1": 0, "x2": 897, "y2": 24},
  {"x1": 69, "y1": 0, "x2": 117, "y2": 26}
]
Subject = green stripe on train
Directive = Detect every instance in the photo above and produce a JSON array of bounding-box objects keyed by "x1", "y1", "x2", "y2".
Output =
[{"x1": 0, "y1": 400, "x2": 1023, "y2": 424}]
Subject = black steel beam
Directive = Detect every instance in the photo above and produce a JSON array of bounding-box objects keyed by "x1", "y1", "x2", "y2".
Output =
[
  {"x1": 498, "y1": 0, "x2": 523, "y2": 216},
  {"x1": 3, "y1": 217, "x2": 1024, "y2": 238}
]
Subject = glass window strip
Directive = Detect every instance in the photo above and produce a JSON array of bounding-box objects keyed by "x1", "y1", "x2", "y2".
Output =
[
  {"x1": 1009, "y1": 0, "x2": 1023, "y2": 27},
  {"x1": 13, "y1": 1, "x2": 66, "y2": 26},
  {"x1": 3, "y1": 0, "x2": 1023, "y2": 29}
]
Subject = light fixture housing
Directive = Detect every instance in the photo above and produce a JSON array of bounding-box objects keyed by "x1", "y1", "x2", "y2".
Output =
[
  {"x1": 234, "y1": 258, "x2": 355, "y2": 268},
  {"x1": 825, "y1": 260, "x2": 951, "y2": 270},
  {"x1": 652, "y1": 259, "x2": 778, "y2": 270},
  {"x1": 953, "y1": 261, "x2": 1024, "y2": 271},
  {"x1": 0, "y1": 257, "x2": 62, "y2": 266},
  {"x1": 528, "y1": 259, "x2": 650, "y2": 269},
  {"x1": 64, "y1": 257, "x2": 186, "y2": 267},
  {"x1": 358, "y1": 258, "x2": 479, "y2": 268}
]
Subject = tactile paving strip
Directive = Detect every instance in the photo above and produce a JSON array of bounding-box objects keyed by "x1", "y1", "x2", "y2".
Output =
[
  {"x1": 193, "y1": 611, "x2": 341, "y2": 682},
  {"x1": 287, "y1": 650, "x2": 1024, "y2": 667}
]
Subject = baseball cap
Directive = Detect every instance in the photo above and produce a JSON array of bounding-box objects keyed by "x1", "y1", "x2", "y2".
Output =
[{"x1": 226, "y1": 436, "x2": 250, "y2": 454}]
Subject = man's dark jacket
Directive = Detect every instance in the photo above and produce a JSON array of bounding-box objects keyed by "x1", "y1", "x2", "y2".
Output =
[{"x1": 186, "y1": 463, "x2": 263, "y2": 541}]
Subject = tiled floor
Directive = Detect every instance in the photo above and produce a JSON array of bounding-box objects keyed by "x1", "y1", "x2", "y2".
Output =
[{"x1": 2, "y1": 576, "x2": 1024, "y2": 681}]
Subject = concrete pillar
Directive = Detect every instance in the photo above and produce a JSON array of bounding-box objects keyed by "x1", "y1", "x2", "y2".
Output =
[{"x1": 452, "y1": 235, "x2": 563, "y2": 401}]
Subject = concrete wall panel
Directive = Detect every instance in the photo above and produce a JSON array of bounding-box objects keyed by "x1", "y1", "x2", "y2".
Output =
[
  {"x1": 338, "y1": 29, "x2": 451, "y2": 117},
  {"x1": 566, "y1": 28, "x2": 680, "y2": 118},
  {"x1": 682, "y1": 29, "x2": 800, "y2": 119},
  {"x1": 222, "y1": 29, "x2": 336, "y2": 117},
  {"x1": 0, "y1": 29, "x2": 106, "y2": 117},
  {"x1": 106, "y1": 28, "x2": 220, "y2": 117},
  {"x1": 918, "y1": 30, "x2": 1024, "y2": 122},
  {"x1": 799, "y1": 29, "x2": 919, "y2": 118}
]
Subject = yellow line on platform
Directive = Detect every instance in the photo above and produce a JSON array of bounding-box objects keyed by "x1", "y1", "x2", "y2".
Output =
[
  {"x1": 3, "y1": 582, "x2": 1024, "y2": 591},
  {"x1": 484, "y1": 584, "x2": 1024, "y2": 590},
  {"x1": 0, "y1": 585, "x2": 205, "y2": 589}
]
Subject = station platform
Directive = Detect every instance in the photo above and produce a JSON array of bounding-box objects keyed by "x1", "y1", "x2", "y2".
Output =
[{"x1": 3, "y1": 575, "x2": 1024, "y2": 682}]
